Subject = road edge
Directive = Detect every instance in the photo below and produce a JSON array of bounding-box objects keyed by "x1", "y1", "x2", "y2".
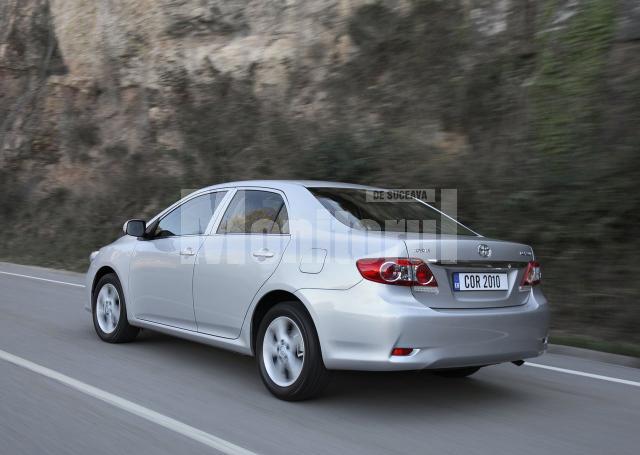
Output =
[
  {"x1": 548, "y1": 344, "x2": 640, "y2": 369},
  {"x1": 0, "y1": 261, "x2": 85, "y2": 279}
]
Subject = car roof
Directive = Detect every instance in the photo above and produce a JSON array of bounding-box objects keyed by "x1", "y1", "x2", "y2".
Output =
[{"x1": 199, "y1": 180, "x2": 382, "y2": 192}]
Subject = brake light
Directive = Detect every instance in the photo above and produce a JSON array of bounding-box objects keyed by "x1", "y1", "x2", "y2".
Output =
[
  {"x1": 356, "y1": 258, "x2": 438, "y2": 287},
  {"x1": 521, "y1": 261, "x2": 542, "y2": 287}
]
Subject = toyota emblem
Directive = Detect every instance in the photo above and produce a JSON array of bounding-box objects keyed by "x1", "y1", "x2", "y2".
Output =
[{"x1": 478, "y1": 244, "x2": 491, "y2": 258}]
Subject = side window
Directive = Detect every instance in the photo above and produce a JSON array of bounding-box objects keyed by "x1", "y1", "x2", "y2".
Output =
[
  {"x1": 153, "y1": 191, "x2": 227, "y2": 238},
  {"x1": 272, "y1": 204, "x2": 289, "y2": 234},
  {"x1": 217, "y1": 190, "x2": 289, "y2": 234}
]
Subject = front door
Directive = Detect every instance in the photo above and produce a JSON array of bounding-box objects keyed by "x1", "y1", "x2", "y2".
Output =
[{"x1": 129, "y1": 191, "x2": 228, "y2": 330}]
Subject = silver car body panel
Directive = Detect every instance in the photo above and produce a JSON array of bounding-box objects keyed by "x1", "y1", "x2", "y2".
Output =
[{"x1": 86, "y1": 180, "x2": 549, "y2": 369}]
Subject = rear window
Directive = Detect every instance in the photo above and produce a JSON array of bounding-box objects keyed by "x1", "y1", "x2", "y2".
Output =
[{"x1": 308, "y1": 188, "x2": 477, "y2": 236}]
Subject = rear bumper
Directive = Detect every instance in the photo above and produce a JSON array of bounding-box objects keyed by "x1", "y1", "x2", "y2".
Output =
[{"x1": 296, "y1": 282, "x2": 549, "y2": 371}]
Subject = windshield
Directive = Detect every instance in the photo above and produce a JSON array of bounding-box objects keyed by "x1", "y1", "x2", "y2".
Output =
[{"x1": 309, "y1": 187, "x2": 478, "y2": 236}]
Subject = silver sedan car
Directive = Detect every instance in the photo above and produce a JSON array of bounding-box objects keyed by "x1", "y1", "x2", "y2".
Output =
[{"x1": 86, "y1": 180, "x2": 549, "y2": 400}]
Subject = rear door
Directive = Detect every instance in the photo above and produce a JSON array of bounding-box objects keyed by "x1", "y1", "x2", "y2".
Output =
[
  {"x1": 405, "y1": 236, "x2": 533, "y2": 309},
  {"x1": 193, "y1": 189, "x2": 290, "y2": 338}
]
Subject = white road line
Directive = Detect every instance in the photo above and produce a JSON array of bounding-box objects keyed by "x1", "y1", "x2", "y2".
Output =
[
  {"x1": 0, "y1": 270, "x2": 85, "y2": 288},
  {"x1": 0, "y1": 349, "x2": 257, "y2": 455},
  {"x1": 525, "y1": 362, "x2": 640, "y2": 388}
]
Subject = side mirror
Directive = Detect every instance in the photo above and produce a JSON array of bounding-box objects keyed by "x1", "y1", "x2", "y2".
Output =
[{"x1": 123, "y1": 219, "x2": 146, "y2": 237}]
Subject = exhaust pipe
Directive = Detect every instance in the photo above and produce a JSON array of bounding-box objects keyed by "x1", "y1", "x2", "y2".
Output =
[{"x1": 512, "y1": 360, "x2": 525, "y2": 366}]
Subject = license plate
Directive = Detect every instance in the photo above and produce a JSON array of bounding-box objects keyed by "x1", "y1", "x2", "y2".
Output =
[{"x1": 453, "y1": 272, "x2": 508, "y2": 291}]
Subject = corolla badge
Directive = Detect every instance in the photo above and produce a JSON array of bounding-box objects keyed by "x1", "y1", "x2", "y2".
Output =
[{"x1": 477, "y1": 244, "x2": 491, "y2": 258}]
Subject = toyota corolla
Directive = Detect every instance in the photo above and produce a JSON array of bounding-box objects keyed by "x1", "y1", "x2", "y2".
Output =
[{"x1": 86, "y1": 180, "x2": 549, "y2": 400}]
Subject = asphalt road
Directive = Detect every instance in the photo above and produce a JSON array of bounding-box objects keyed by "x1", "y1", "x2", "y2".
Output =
[{"x1": 1, "y1": 262, "x2": 639, "y2": 455}]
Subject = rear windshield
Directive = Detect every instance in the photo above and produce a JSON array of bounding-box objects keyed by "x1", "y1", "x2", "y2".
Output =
[{"x1": 309, "y1": 188, "x2": 477, "y2": 236}]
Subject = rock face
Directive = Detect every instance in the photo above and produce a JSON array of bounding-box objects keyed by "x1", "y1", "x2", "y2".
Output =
[{"x1": 1, "y1": 0, "x2": 639, "y2": 345}]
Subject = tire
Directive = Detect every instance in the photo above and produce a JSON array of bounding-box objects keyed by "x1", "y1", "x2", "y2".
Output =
[
  {"x1": 431, "y1": 366, "x2": 482, "y2": 378},
  {"x1": 92, "y1": 273, "x2": 139, "y2": 343},
  {"x1": 256, "y1": 302, "x2": 330, "y2": 401}
]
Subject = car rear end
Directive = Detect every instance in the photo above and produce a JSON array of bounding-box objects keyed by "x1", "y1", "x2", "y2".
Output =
[{"x1": 298, "y1": 186, "x2": 549, "y2": 371}]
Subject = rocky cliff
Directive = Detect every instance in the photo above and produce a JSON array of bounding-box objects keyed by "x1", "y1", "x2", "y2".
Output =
[{"x1": 1, "y1": 0, "x2": 639, "y2": 347}]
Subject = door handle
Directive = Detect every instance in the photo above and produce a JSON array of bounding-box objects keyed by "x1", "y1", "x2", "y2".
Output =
[
  {"x1": 252, "y1": 249, "x2": 274, "y2": 258},
  {"x1": 180, "y1": 247, "x2": 195, "y2": 256}
]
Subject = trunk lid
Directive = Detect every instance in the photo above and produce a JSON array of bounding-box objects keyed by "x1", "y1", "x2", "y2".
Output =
[{"x1": 404, "y1": 235, "x2": 534, "y2": 309}]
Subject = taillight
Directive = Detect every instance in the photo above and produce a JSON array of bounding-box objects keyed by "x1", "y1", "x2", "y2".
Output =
[
  {"x1": 521, "y1": 261, "x2": 542, "y2": 287},
  {"x1": 356, "y1": 258, "x2": 438, "y2": 287}
]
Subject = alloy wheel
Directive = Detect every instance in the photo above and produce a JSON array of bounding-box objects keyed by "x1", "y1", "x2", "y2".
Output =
[
  {"x1": 262, "y1": 316, "x2": 305, "y2": 387},
  {"x1": 96, "y1": 283, "x2": 120, "y2": 334}
]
